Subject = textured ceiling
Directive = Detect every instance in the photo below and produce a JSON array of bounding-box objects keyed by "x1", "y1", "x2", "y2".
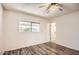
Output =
[{"x1": 2, "y1": 3, "x2": 79, "y2": 19}]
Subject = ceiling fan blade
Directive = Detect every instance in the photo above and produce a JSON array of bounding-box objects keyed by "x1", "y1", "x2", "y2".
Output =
[
  {"x1": 58, "y1": 8, "x2": 63, "y2": 11},
  {"x1": 39, "y1": 5, "x2": 46, "y2": 8},
  {"x1": 39, "y1": 3, "x2": 64, "y2": 13},
  {"x1": 46, "y1": 4, "x2": 51, "y2": 10},
  {"x1": 39, "y1": 3, "x2": 50, "y2": 8}
]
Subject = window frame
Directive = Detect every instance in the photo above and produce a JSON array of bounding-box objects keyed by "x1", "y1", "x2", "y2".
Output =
[{"x1": 19, "y1": 21, "x2": 40, "y2": 32}]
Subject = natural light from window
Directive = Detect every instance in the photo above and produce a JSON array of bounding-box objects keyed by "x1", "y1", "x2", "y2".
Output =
[
  {"x1": 19, "y1": 21, "x2": 40, "y2": 32},
  {"x1": 51, "y1": 22, "x2": 56, "y2": 40}
]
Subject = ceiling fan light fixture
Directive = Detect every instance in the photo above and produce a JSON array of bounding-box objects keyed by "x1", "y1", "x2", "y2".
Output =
[
  {"x1": 49, "y1": 7, "x2": 56, "y2": 11},
  {"x1": 49, "y1": 4, "x2": 60, "y2": 11},
  {"x1": 39, "y1": 3, "x2": 63, "y2": 13}
]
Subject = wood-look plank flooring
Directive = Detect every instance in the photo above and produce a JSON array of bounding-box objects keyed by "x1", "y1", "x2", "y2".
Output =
[
  {"x1": 3, "y1": 42, "x2": 79, "y2": 55},
  {"x1": 3, "y1": 42, "x2": 58, "y2": 55}
]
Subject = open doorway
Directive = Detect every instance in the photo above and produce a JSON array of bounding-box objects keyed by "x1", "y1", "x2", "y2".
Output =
[{"x1": 50, "y1": 22, "x2": 56, "y2": 41}]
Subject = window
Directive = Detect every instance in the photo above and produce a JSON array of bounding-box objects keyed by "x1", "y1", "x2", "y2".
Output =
[
  {"x1": 19, "y1": 21, "x2": 40, "y2": 32},
  {"x1": 32, "y1": 22, "x2": 40, "y2": 32}
]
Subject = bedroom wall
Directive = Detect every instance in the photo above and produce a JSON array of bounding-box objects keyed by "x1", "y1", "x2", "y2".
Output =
[
  {"x1": 50, "y1": 11, "x2": 79, "y2": 50},
  {"x1": 3, "y1": 10, "x2": 50, "y2": 51},
  {"x1": 0, "y1": 4, "x2": 3, "y2": 53}
]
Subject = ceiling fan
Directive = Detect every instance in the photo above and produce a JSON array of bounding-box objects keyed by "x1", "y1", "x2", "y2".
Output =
[{"x1": 39, "y1": 3, "x2": 63, "y2": 13}]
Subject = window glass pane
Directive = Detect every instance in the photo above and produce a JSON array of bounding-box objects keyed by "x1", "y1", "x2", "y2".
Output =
[
  {"x1": 19, "y1": 21, "x2": 40, "y2": 32},
  {"x1": 32, "y1": 23, "x2": 40, "y2": 32},
  {"x1": 19, "y1": 21, "x2": 31, "y2": 32},
  {"x1": 32, "y1": 23, "x2": 39, "y2": 26},
  {"x1": 20, "y1": 21, "x2": 31, "y2": 26},
  {"x1": 24, "y1": 25, "x2": 31, "y2": 32}
]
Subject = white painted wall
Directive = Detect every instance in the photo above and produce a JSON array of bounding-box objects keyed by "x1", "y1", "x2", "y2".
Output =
[
  {"x1": 4, "y1": 10, "x2": 50, "y2": 51},
  {"x1": 0, "y1": 4, "x2": 3, "y2": 53},
  {"x1": 50, "y1": 11, "x2": 79, "y2": 50}
]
